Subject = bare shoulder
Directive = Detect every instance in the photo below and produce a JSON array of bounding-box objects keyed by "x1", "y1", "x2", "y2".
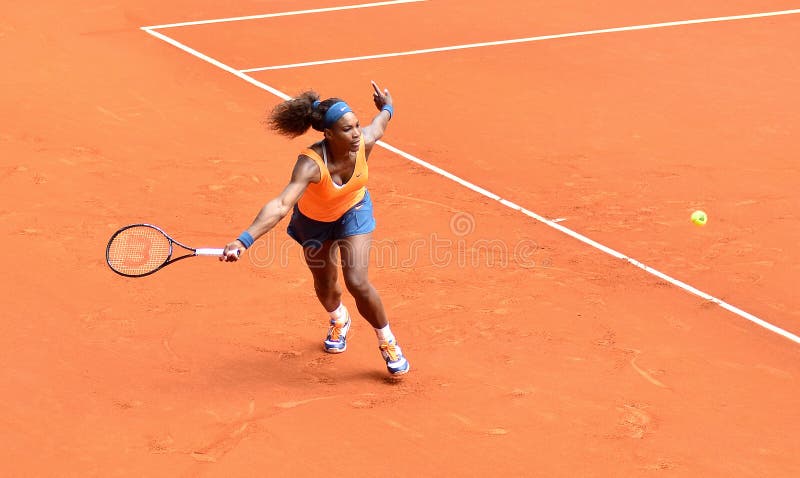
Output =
[
  {"x1": 305, "y1": 140, "x2": 324, "y2": 156},
  {"x1": 293, "y1": 154, "x2": 321, "y2": 183}
]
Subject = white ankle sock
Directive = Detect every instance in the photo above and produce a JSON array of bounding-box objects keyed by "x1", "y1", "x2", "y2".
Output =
[
  {"x1": 328, "y1": 303, "x2": 348, "y2": 323},
  {"x1": 374, "y1": 324, "x2": 395, "y2": 343}
]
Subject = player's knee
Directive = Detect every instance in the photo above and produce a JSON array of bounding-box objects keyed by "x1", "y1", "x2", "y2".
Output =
[
  {"x1": 343, "y1": 273, "x2": 370, "y2": 297},
  {"x1": 313, "y1": 275, "x2": 339, "y2": 295}
]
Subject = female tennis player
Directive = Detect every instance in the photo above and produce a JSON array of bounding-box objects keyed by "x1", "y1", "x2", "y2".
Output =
[{"x1": 221, "y1": 82, "x2": 409, "y2": 376}]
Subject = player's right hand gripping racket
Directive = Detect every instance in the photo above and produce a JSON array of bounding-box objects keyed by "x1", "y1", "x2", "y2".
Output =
[{"x1": 106, "y1": 224, "x2": 234, "y2": 277}]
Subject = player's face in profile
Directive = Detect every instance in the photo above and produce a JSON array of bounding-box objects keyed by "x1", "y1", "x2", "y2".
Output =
[{"x1": 328, "y1": 112, "x2": 361, "y2": 152}]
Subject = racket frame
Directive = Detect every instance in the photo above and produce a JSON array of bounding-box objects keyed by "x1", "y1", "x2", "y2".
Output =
[{"x1": 106, "y1": 223, "x2": 225, "y2": 278}]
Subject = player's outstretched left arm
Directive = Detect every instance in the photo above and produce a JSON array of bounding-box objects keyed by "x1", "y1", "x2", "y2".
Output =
[{"x1": 362, "y1": 80, "x2": 394, "y2": 157}]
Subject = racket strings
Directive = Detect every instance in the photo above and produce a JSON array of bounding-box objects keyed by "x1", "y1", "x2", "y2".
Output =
[{"x1": 107, "y1": 226, "x2": 171, "y2": 276}]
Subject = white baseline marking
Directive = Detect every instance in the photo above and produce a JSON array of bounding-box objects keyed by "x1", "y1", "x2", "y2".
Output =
[
  {"x1": 140, "y1": 17, "x2": 800, "y2": 346},
  {"x1": 142, "y1": 0, "x2": 426, "y2": 30},
  {"x1": 240, "y1": 8, "x2": 800, "y2": 71}
]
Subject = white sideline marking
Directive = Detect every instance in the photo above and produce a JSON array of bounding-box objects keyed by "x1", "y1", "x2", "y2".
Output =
[
  {"x1": 141, "y1": 28, "x2": 291, "y2": 100},
  {"x1": 239, "y1": 8, "x2": 800, "y2": 71},
  {"x1": 142, "y1": 0, "x2": 426, "y2": 30},
  {"x1": 379, "y1": 141, "x2": 800, "y2": 345},
  {"x1": 139, "y1": 16, "x2": 800, "y2": 346}
]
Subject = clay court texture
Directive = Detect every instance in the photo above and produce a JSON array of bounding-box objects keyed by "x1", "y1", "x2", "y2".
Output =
[{"x1": 2, "y1": 0, "x2": 799, "y2": 476}]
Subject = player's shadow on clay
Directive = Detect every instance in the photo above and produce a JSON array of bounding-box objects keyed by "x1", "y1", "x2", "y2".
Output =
[{"x1": 156, "y1": 341, "x2": 404, "y2": 390}]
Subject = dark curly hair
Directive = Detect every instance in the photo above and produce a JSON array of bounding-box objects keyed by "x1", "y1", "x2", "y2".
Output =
[{"x1": 267, "y1": 91, "x2": 346, "y2": 138}]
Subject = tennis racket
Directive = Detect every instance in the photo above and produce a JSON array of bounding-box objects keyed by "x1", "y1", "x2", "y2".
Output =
[{"x1": 106, "y1": 224, "x2": 235, "y2": 277}]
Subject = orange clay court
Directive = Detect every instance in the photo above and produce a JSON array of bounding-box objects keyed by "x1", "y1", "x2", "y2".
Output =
[{"x1": 2, "y1": 0, "x2": 799, "y2": 476}]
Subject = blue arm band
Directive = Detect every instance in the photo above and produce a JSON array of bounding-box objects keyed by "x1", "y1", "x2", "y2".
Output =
[
  {"x1": 237, "y1": 231, "x2": 255, "y2": 249},
  {"x1": 381, "y1": 104, "x2": 394, "y2": 119}
]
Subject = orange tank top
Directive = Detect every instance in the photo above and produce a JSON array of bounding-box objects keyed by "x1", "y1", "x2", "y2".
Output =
[{"x1": 297, "y1": 137, "x2": 368, "y2": 222}]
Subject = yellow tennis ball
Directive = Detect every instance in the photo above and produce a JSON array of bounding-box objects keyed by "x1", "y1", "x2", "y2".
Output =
[{"x1": 691, "y1": 210, "x2": 707, "y2": 226}]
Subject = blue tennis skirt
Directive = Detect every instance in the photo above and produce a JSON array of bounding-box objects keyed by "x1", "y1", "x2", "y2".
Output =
[{"x1": 287, "y1": 189, "x2": 376, "y2": 249}]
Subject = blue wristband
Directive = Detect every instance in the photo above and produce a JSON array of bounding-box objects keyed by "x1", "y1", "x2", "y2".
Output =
[
  {"x1": 381, "y1": 104, "x2": 394, "y2": 119},
  {"x1": 237, "y1": 231, "x2": 254, "y2": 249}
]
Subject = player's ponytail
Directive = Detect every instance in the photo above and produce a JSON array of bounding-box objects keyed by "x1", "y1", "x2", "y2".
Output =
[{"x1": 268, "y1": 91, "x2": 345, "y2": 137}]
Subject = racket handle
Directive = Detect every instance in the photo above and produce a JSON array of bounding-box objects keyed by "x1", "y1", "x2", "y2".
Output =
[{"x1": 195, "y1": 248, "x2": 226, "y2": 256}]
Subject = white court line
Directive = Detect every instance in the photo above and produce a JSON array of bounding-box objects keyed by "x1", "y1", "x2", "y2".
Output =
[
  {"x1": 140, "y1": 17, "x2": 800, "y2": 346},
  {"x1": 240, "y1": 8, "x2": 800, "y2": 71},
  {"x1": 142, "y1": 28, "x2": 291, "y2": 100},
  {"x1": 377, "y1": 143, "x2": 800, "y2": 346},
  {"x1": 142, "y1": 0, "x2": 426, "y2": 30}
]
